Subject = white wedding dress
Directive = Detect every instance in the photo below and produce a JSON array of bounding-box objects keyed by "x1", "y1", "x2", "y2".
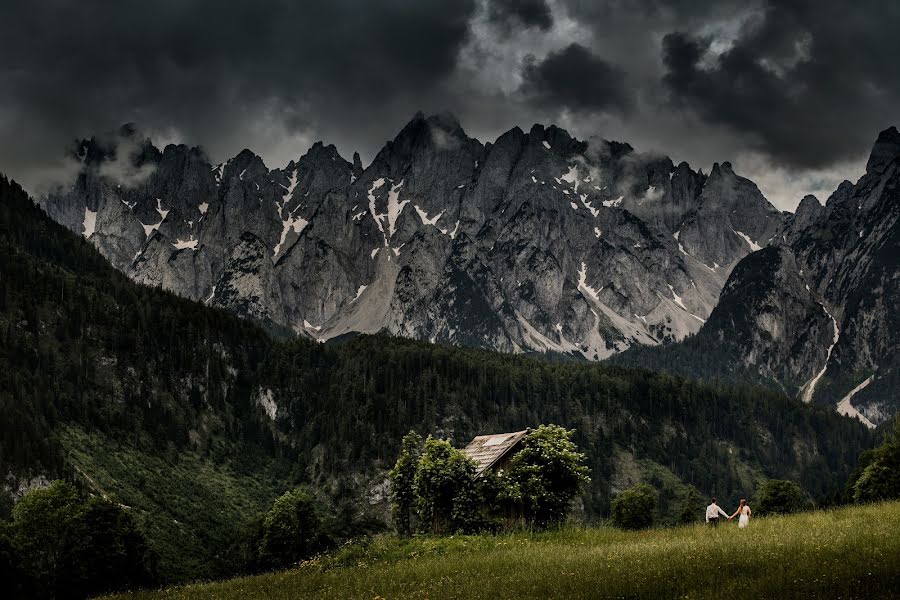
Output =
[{"x1": 738, "y1": 505, "x2": 751, "y2": 528}]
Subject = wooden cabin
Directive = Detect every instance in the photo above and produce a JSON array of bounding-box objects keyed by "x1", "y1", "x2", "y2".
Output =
[{"x1": 461, "y1": 430, "x2": 528, "y2": 477}]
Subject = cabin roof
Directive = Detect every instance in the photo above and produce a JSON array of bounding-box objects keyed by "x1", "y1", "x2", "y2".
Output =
[{"x1": 462, "y1": 430, "x2": 528, "y2": 475}]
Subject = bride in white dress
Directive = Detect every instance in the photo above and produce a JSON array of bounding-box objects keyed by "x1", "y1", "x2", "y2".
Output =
[{"x1": 729, "y1": 499, "x2": 752, "y2": 528}]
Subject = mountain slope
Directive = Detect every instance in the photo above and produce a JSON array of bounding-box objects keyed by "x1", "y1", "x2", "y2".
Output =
[
  {"x1": 615, "y1": 128, "x2": 900, "y2": 428},
  {"x1": 39, "y1": 114, "x2": 786, "y2": 359}
]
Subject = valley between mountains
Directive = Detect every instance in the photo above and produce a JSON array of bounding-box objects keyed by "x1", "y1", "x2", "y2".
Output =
[{"x1": 0, "y1": 172, "x2": 874, "y2": 581}]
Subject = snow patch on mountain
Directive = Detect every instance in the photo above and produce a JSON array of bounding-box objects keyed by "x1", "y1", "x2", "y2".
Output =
[
  {"x1": 277, "y1": 168, "x2": 300, "y2": 217},
  {"x1": 415, "y1": 205, "x2": 444, "y2": 226},
  {"x1": 367, "y1": 178, "x2": 387, "y2": 236},
  {"x1": 351, "y1": 284, "x2": 368, "y2": 303},
  {"x1": 603, "y1": 196, "x2": 623, "y2": 208},
  {"x1": 273, "y1": 214, "x2": 308, "y2": 259},
  {"x1": 82, "y1": 207, "x2": 97, "y2": 238},
  {"x1": 386, "y1": 180, "x2": 408, "y2": 239},
  {"x1": 836, "y1": 376, "x2": 876, "y2": 429},
  {"x1": 173, "y1": 237, "x2": 199, "y2": 251},
  {"x1": 577, "y1": 262, "x2": 602, "y2": 304},
  {"x1": 800, "y1": 306, "x2": 840, "y2": 403},
  {"x1": 733, "y1": 230, "x2": 762, "y2": 252},
  {"x1": 561, "y1": 165, "x2": 579, "y2": 191},
  {"x1": 667, "y1": 284, "x2": 687, "y2": 310}
]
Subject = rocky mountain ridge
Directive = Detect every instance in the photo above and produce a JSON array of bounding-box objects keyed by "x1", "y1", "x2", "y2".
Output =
[
  {"x1": 40, "y1": 113, "x2": 786, "y2": 360},
  {"x1": 620, "y1": 127, "x2": 900, "y2": 428}
]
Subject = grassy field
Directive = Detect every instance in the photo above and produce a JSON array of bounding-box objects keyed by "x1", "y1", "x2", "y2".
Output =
[{"x1": 109, "y1": 502, "x2": 900, "y2": 599}]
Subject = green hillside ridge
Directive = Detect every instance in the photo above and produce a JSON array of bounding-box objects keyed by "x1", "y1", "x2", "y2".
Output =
[
  {"x1": 107, "y1": 501, "x2": 900, "y2": 600},
  {"x1": 0, "y1": 174, "x2": 877, "y2": 583}
]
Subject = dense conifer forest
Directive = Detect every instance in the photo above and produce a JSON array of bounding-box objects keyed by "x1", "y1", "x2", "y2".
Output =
[{"x1": 0, "y1": 174, "x2": 876, "y2": 583}]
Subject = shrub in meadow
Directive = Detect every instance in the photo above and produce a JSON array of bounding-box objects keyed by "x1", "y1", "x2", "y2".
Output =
[
  {"x1": 756, "y1": 479, "x2": 807, "y2": 516},
  {"x1": 610, "y1": 483, "x2": 657, "y2": 530}
]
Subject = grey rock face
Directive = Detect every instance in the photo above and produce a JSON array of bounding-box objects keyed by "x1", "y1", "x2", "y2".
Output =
[
  {"x1": 677, "y1": 162, "x2": 786, "y2": 269},
  {"x1": 690, "y1": 126, "x2": 900, "y2": 426},
  {"x1": 38, "y1": 113, "x2": 785, "y2": 361},
  {"x1": 210, "y1": 232, "x2": 287, "y2": 329}
]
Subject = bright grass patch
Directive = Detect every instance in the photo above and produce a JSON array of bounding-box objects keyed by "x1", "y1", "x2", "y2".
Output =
[{"x1": 108, "y1": 501, "x2": 900, "y2": 599}]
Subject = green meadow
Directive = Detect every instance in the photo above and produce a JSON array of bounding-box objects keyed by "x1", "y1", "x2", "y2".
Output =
[{"x1": 109, "y1": 501, "x2": 900, "y2": 599}]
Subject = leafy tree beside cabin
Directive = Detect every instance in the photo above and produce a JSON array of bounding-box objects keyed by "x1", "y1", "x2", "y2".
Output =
[
  {"x1": 500, "y1": 425, "x2": 591, "y2": 528},
  {"x1": 414, "y1": 437, "x2": 483, "y2": 534},
  {"x1": 389, "y1": 430, "x2": 422, "y2": 536}
]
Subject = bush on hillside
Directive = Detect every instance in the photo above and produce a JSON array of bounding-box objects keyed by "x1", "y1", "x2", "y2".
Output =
[
  {"x1": 0, "y1": 521, "x2": 29, "y2": 598},
  {"x1": 850, "y1": 418, "x2": 900, "y2": 504},
  {"x1": 259, "y1": 489, "x2": 325, "y2": 568},
  {"x1": 853, "y1": 444, "x2": 900, "y2": 503},
  {"x1": 756, "y1": 480, "x2": 807, "y2": 516},
  {"x1": 5, "y1": 480, "x2": 154, "y2": 599},
  {"x1": 219, "y1": 514, "x2": 267, "y2": 576},
  {"x1": 610, "y1": 484, "x2": 657, "y2": 530}
]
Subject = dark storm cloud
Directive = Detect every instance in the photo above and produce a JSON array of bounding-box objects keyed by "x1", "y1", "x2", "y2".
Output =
[
  {"x1": 0, "y1": 0, "x2": 477, "y2": 188},
  {"x1": 1, "y1": 0, "x2": 899, "y2": 205},
  {"x1": 521, "y1": 44, "x2": 631, "y2": 114},
  {"x1": 660, "y1": 1, "x2": 900, "y2": 169},
  {"x1": 488, "y1": 0, "x2": 553, "y2": 32}
]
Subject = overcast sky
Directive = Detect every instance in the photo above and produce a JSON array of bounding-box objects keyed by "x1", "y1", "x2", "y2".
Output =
[{"x1": 2, "y1": 0, "x2": 899, "y2": 210}]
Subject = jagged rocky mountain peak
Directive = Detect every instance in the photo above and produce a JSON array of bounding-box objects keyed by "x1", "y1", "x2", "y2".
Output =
[
  {"x1": 232, "y1": 147, "x2": 264, "y2": 167},
  {"x1": 40, "y1": 113, "x2": 795, "y2": 365},
  {"x1": 826, "y1": 179, "x2": 855, "y2": 207},
  {"x1": 391, "y1": 111, "x2": 471, "y2": 153},
  {"x1": 798, "y1": 193, "x2": 822, "y2": 209},
  {"x1": 866, "y1": 125, "x2": 900, "y2": 175},
  {"x1": 710, "y1": 161, "x2": 733, "y2": 175},
  {"x1": 304, "y1": 140, "x2": 345, "y2": 159},
  {"x1": 72, "y1": 123, "x2": 163, "y2": 168},
  {"x1": 526, "y1": 123, "x2": 588, "y2": 156},
  {"x1": 789, "y1": 194, "x2": 824, "y2": 234},
  {"x1": 672, "y1": 124, "x2": 900, "y2": 427}
]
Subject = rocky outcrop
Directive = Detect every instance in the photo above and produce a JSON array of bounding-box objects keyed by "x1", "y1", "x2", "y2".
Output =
[
  {"x1": 39, "y1": 113, "x2": 786, "y2": 361},
  {"x1": 682, "y1": 127, "x2": 900, "y2": 426}
]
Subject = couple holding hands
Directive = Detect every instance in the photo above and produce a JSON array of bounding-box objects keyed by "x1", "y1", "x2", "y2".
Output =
[{"x1": 705, "y1": 497, "x2": 752, "y2": 528}]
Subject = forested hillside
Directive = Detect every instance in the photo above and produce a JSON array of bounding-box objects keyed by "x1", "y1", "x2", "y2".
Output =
[{"x1": 0, "y1": 174, "x2": 875, "y2": 583}]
